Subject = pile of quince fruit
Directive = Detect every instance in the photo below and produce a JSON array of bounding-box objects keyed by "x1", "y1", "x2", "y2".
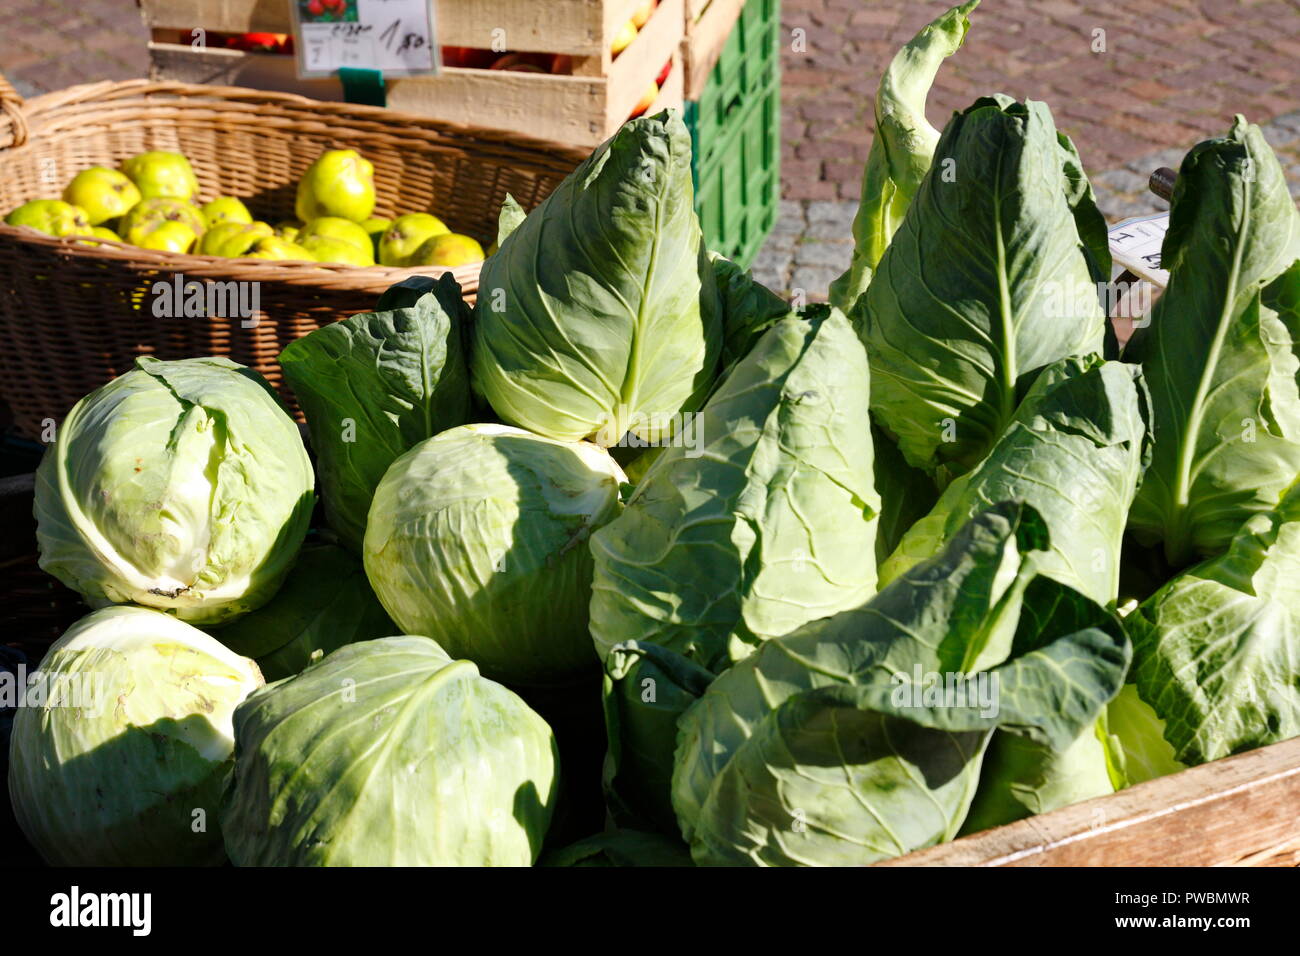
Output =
[{"x1": 4, "y1": 148, "x2": 486, "y2": 269}]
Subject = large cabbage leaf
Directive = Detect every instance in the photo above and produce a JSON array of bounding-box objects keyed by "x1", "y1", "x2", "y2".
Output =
[
  {"x1": 881, "y1": 356, "x2": 1150, "y2": 606},
  {"x1": 213, "y1": 543, "x2": 395, "y2": 682},
  {"x1": 828, "y1": 0, "x2": 978, "y2": 310},
  {"x1": 279, "y1": 274, "x2": 471, "y2": 553},
  {"x1": 871, "y1": 420, "x2": 939, "y2": 565},
  {"x1": 671, "y1": 503, "x2": 1130, "y2": 866},
  {"x1": 1120, "y1": 480, "x2": 1300, "y2": 772},
  {"x1": 1126, "y1": 117, "x2": 1300, "y2": 568},
  {"x1": 588, "y1": 305, "x2": 879, "y2": 673},
  {"x1": 473, "y1": 110, "x2": 721, "y2": 445},
  {"x1": 221, "y1": 636, "x2": 558, "y2": 866},
  {"x1": 855, "y1": 95, "x2": 1107, "y2": 482},
  {"x1": 601, "y1": 641, "x2": 715, "y2": 834}
]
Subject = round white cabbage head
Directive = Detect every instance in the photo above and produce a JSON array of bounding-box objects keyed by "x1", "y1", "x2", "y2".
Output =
[
  {"x1": 34, "y1": 356, "x2": 314, "y2": 626},
  {"x1": 6, "y1": 605, "x2": 264, "y2": 866},
  {"x1": 363, "y1": 423, "x2": 625, "y2": 685}
]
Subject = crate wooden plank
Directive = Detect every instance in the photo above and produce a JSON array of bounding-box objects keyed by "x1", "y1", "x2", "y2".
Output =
[
  {"x1": 141, "y1": 0, "x2": 652, "y2": 57},
  {"x1": 878, "y1": 737, "x2": 1300, "y2": 867},
  {"x1": 150, "y1": 3, "x2": 685, "y2": 148},
  {"x1": 682, "y1": 0, "x2": 744, "y2": 98}
]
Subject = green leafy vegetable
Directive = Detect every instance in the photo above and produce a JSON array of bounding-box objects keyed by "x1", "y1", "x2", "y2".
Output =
[
  {"x1": 35, "y1": 356, "x2": 314, "y2": 626},
  {"x1": 855, "y1": 95, "x2": 1107, "y2": 482},
  {"x1": 710, "y1": 252, "x2": 791, "y2": 368},
  {"x1": 473, "y1": 110, "x2": 721, "y2": 445},
  {"x1": 672, "y1": 503, "x2": 1130, "y2": 865},
  {"x1": 1126, "y1": 116, "x2": 1300, "y2": 568},
  {"x1": 496, "y1": 193, "x2": 526, "y2": 246},
  {"x1": 364, "y1": 424, "x2": 625, "y2": 686},
  {"x1": 829, "y1": 1, "x2": 978, "y2": 310},
  {"x1": 8, "y1": 606, "x2": 263, "y2": 865},
  {"x1": 221, "y1": 636, "x2": 558, "y2": 866},
  {"x1": 601, "y1": 641, "x2": 715, "y2": 834},
  {"x1": 213, "y1": 544, "x2": 395, "y2": 682},
  {"x1": 589, "y1": 306, "x2": 879, "y2": 673},
  {"x1": 1120, "y1": 480, "x2": 1300, "y2": 772},
  {"x1": 881, "y1": 356, "x2": 1150, "y2": 606},
  {"x1": 279, "y1": 274, "x2": 471, "y2": 552}
]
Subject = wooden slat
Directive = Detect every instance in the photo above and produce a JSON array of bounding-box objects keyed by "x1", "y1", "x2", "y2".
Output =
[
  {"x1": 681, "y1": 0, "x2": 743, "y2": 99},
  {"x1": 150, "y1": 4, "x2": 683, "y2": 148},
  {"x1": 141, "y1": 0, "x2": 650, "y2": 56},
  {"x1": 878, "y1": 737, "x2": 1300, "y2": 867}
]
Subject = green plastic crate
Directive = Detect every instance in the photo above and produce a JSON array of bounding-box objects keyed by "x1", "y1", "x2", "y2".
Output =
[{"x1": 685, "y1": 0, "x2": 781, "y2": 267}]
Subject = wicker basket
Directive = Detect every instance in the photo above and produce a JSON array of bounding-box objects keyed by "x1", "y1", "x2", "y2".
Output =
[{"x1": 0, "y1": 73, "x2": 589, "y2": 439}]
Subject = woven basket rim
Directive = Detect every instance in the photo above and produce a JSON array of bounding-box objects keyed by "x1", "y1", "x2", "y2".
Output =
[
  {"x1": 0, "y1": 76, "x2": 590, "y2": 289},
  {"x1": 0, "y1": 224, "x2": 486, "y2": 291}
]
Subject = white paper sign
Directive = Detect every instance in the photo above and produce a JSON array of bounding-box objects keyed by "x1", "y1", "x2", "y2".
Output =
[
  {"x1": 1108, "y1": 213, "x2": 1170, "y2": 288},
  {"x1": 293, "y1": 0, "x2": 440, "y2": 78}
]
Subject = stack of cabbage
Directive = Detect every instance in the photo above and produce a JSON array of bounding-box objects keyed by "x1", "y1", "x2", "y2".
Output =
[{"x1": 8, "y1": 1, "x2": 1300, "y2": 868}]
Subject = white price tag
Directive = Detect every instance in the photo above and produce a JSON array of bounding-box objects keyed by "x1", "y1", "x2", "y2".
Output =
[
  {"x1": 293, "y1": 0, "x2": 440, "y2": 79},
  {"x1": 1108, "y1": 213, "x2": 1170, "y2": 289}
]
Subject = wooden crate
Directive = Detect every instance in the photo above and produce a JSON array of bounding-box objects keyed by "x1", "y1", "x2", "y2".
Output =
[
  {"x1": 682, "y1": 0, "x2": 746, "y2": 98},
  {"x1": 879, "y1": 736, "x2": 1300, "y2": 867},
  {"x1": 143, "y1": 0, "x2": 687, "y2": 147}
]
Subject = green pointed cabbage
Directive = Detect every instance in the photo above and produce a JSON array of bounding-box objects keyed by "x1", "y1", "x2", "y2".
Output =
[
  {"x1": 855, "y1": 95, "x2": 1107, "y2": 482},
  {"x1": 472, "y1": 110, "x2": 721, "y2": 445},
  {"x1": 364, "y1": 424, "x2": 625, "y2": 686},
  {"x1": 671, "y1": 503, "x2": 1130, "y2": 866},
  {"x1": 7, "y1": 606, "x2": 264, "y2": 866},
  {"x1": 589, "y1": 305, "x2": 880, "y2": 673},
  {"x1": 829, "y1": 0, "x2": 978, "y2": 311},
  {"x1": 220, "y1": 636, "x2": 558, "y2": 866},
  {"x1": 34, "y1": 356, "x2": 314, "y2": 626},
  {"x1": 1126, "y1": 117, "x2": 1300, "y2": 567}
]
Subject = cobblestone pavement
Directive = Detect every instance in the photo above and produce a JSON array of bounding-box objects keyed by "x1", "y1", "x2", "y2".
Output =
[
  {"x1": 2, "y1": 0, "x2": 148, "y2": 98},
  {"x1": 1, "y1": 0, "x2": 1297, "y2": 301},
  {"x1": 780, "y1": 0, "x2": 1300, "y2": 202}
]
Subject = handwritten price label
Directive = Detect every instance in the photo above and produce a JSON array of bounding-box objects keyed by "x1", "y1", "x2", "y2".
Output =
[
  {"x1": 294, "y1": 0, "x2": 439, "y2": 79},
  {"x1": 1108, "y1": 213, "x2": 1170, "y2": 288}
]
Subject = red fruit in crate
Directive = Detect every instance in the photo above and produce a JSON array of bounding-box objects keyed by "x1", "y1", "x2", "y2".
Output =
[
  {"x1": 656, "y1": 58, "x2": 672, "y2": 86},
  {"x1": 629, "y1": 81, "x2": 658, "y2": 119},
  {"x1": 233, "y1": 33, "x2": 285, "y2": 52},
  {"x1": 551, "y1": 54, "x2": 573, "y2": 75},
  {"x1": 442, "y1": 46, "x2": 466, "y2": 68},
  {"x1": 490, "y1": 53, "x2": 550, "y2": 73},
  {"x1": 307, "y1": 0, "x2": 324, "y2": 15}
]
